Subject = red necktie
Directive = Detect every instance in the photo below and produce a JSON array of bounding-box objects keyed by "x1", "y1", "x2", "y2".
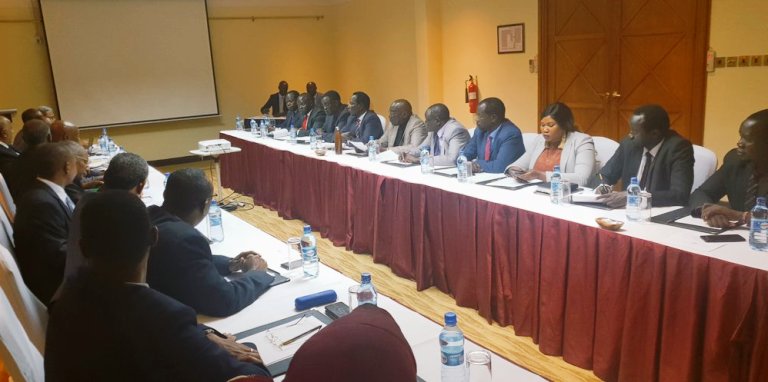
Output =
[
  {"x1": 301, "y1": 115, "x2": 309, "y2": 130},
  {"x1": 484, "y1": 136, "x2": 492, "y2": 161}
]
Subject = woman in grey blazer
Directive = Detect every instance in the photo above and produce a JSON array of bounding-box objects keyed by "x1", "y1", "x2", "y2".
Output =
[{"x1": 505, "y1": 102, "x2": 596, "y2": 186}]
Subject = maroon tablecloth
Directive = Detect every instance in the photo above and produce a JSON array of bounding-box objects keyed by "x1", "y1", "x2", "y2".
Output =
[{"x1": 221, "y1": 134, "x2": 768, "y2": 381}]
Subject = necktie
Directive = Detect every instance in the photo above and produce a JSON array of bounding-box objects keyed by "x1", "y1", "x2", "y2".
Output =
[
  {"x1": 433, "y1": 133, "x2": 441, "y2": 156},
  {"x1": 639, "y1": 152, "x2": 653, "y2": 190},
  {"x1": 745, "y1": 173, "x2": 758, "y2": 211},
  {"x1": 484, "y1": 136, "x2": 492, "y2": 161},
  {"x1": 301, "y1": 115, "x2": 309, "y2": 130},
  {"x1": 355, "y1": 118, "x2": 362, "y2": 137},
  {"x1": 65, "y1": 197, "x2": 76, "y2": 213}
]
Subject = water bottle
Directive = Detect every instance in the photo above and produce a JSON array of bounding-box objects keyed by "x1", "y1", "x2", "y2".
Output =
[
  {"x1": 456, "y1": 151, "x2": 468, "y2": 183},
  {"x1": 289, "y1": 124, "x2": 297, "y2": 144},
  {"x1": 626, "y1": 176, "x2": 642, "y2": 221},
  {"x1": 98, "y1": 128, "x2": 109, "y2": 153},
  {"x1": 749, "y1": 197, "x2": 768, "y2": 251},
  {"x1": 300, "y1": 225, "x2": 319, "y2": 278},
  {"x1": 440, "y1": 312, "x2": 467, "y2": 382},
  {"x1": 420, "y1": 146, "x2": 433, "y2": 174},
  {"x1": 249, "y1": 118, "x2": 257, "y2": 135},
  {"x1": 235, "y1": 115, "x2": 244, "y2": 131},
  {"x1": 367, "y1": 136, "x2": 378, "y2": 161},
  {"x1": 259, "y1": 119, "x2": 268, "y2": 138},
  {"x1": 309, "y1": 128, "x2": 318, "y2": 149},
  {"x1": 208, "y1": 200, "x2": 224, "y2": 242},
  {"x1": 550, "y1": 165, "x2": 562, "y2": 204},
  {"x1": 357, "y1": 272, "x2": 378, "y2": 306}
]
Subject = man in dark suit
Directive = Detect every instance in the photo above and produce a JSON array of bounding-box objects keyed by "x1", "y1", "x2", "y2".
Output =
[
  {"x1": 296, "y1": 92, "x2": 326, "y2": 136},
  {"x1": 341, "y1": 91, "x2": 384, "y2": 143},
  {"x1": 320, "y1": 90, "x2": 350, "y2": 142},
  {"x1": 46, "y1": 191, "x2": 271, "y2": 381},
  {"x1": 260, "y1": 80, "x2": 289, "y2": 117},
  {"x1": 11, "y1": 108, "x2": 45, "y2": 152},
  {"x1": 306, "y1": 81, "x2": 323, "y2": 107},
  {"x1": 14, "y1": 142, "x2": 78, "y2": 305},
  {"x1": 279, "y1": 90, "x2": 301, "y2": 129},
  {"x1": 597, "y1": 104, "x2": 694, "y2": 207},
  {"x1": 8, "y1": 119, "x2": 52, "y2": 201},
  {"x1": 0, "y1": 116, "x2": 20, "y2": 179},
  {"x1": 691, "y1": 109, "x2": 768, "y2": 227},
  {"x1": 147, "y1": 168, "x2": 274, "y2": 317},
  {"x1": 463, "y1": 97, "x2": 525, "y2": 173}
]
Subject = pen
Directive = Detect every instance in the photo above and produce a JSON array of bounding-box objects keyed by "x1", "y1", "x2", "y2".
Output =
[{"x1": 281, "y1": 325, "x2": 322, "y2": 346}]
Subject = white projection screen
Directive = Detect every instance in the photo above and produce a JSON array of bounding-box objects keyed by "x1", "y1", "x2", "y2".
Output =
[{"x1": 40, "y1": 0, "x2": 219, "y2": 128}]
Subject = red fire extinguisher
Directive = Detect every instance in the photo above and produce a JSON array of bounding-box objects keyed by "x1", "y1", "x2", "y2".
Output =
[{"x1": 465, "y1": 75, "x2": 479, "y2": 113}]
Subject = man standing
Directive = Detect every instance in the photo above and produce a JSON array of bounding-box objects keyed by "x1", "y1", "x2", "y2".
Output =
[
  {"x1": 260, "y1": 80, "x2": 289, "y2": 117},
  {"x1": 596, "y1": 104, "x2": 694, "y2": 207},
  {"x1": 320, "y1": 90, "x2": 349, "y2": 142},
  {"x1": 147, "y1": 169, "x2": 274, "y2": 317},
  {"x1": 400, "y1": 104, "x2": 470, "y2": 166},
  {"x1": 306, "y1": 81, "x2": 323, "y2": 107},
  {"x1": 341, "y1": 91, "x2": 383, "y2": 143},
  {"x1": 462, "y1": 97, "x2": 525, "y2": 173},
  {"x1": 14, "y1": 142, "x2": 79, "y2": 305},
  {"x1": 296, "y1": 92, "x2": 326, "y2": 136},
  {"x1": 377, "y1": 99, "x2": 426, "y2": 154}
]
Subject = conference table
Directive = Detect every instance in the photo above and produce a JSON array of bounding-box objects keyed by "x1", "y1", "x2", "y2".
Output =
[
  {"x1": 217, "y1": 130, "x2": 768, "y2": 381},
  {"x1": 141, "y1": 167, "x2": 539, "y2": 381}
]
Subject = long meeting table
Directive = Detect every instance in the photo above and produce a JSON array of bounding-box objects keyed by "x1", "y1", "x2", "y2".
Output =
[{"x1": 218, "y1": 130, "x2": 768, "y2": 381}]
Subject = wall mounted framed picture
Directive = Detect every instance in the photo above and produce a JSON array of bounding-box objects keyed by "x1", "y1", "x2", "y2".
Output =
[{"x1": 497, "y1": 23, "x2": 525, "y2": 54}]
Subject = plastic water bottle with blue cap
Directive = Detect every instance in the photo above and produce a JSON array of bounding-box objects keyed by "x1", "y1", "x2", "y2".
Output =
[
  {"x1": 750, "y1": 197, "x2": 768, "y2": 251},
  {"x1": 550, "y1": 165, "x2": 562, "y2": 204},
  {"x1": 235, "y1": 115, "x2": 243, "y2": 131},
  {"x1": 420, "y1": 145, "x2": 433, "y2": 174},
  {"x1": 456, "y1": 151, "x2": 468, "y2": 183},
  {"x1": 367, "y1": 136, "x2": 378, "y2": 161},
  {"x1": 301, "y1": 225, "x2": 319, "y2": 278},
  {"x1": 356, "y1": 272, "x2": 377, "y2": 306},
  {"x1": 440, "y1": 312, "x2": 467, "y2": 381},
  {"x1": 208, "y1": 200, "x2": 224, "y2": 242},
  {"x1": 626, "y1": 177, "x2": 642, "y2": 221}
]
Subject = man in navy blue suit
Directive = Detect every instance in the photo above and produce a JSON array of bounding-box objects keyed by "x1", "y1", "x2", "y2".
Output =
[
  {"x1": 341, "y1": 91, "x2": 383, "y2": 143},
  {"x1": 146, "y1": 169, "x2": 274, "y2": 317},
  {"x1": 463, "y1": 97, "x2": 525, "y2": 173},
  {"x1": 46, "y1": 191, "x2": 271, "y2": 381}
]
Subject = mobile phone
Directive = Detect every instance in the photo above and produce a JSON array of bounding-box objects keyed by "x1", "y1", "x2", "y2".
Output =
[
  {"x1": 700, "y1": 234, "x2": 745, "y2": 243},
  {"x1": 280, "y1": 259, "x2": 303, "y2": 270}
]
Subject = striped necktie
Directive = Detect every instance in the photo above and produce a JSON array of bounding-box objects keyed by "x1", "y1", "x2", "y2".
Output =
[{"x1": 745, "y1": 172, "x2": 758, "y2": 211}]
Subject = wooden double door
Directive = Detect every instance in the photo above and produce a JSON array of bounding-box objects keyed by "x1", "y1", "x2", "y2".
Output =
[{"x1": 539, "y1": 0, "x2": 711, "y2": 143}]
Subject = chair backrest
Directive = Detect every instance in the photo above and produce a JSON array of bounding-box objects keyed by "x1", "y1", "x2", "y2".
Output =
[
  {"x1": 592, "y1": 136, "x2": 620, "y2": 171},
  {"x1": 0, "y1": 244, "x2": 47, "y2": 354},
  {"x1": 377, "y1": 114, "x2": 387, "y2": 131},
  {"x1": 0, "y1": 290, "x2": 45, "y2": 382},
  {"x1": 522, "y1": 132, "x2": 537, "y2": 153},
  {"x1": 692, "y1": 144, "x2": 718, "y2": 193}
]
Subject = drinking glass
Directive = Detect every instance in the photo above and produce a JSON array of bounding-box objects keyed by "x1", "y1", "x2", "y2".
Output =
[
  {"x1": 284, "y1": 237, "x2": 302, "y2": 275},
  {"x1": 640, "y1": 191, "x2": 652, "y2": 221},
  {"x1": 467, "y1": 350, "x2": 492, "y2": 382},
  {"x1": 348, "y1": 285, "x2": 359, "y2": 310},
  {"x1": 560, "y1": 181, "x2": 572, "y2": 204}
]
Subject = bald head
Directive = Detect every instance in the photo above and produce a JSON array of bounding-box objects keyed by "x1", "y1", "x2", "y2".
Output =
[
  {"x1": 22, "y1": 119, "x2": 52, "y2": 148},
  {"x1": 0, "y1": 116, "x2": 12, "y2": 145},
  {"x1": 388, "y1": 99, "x2": 413, "y2": 127},
  {"x1": 424, "y1": 103, "x2": 451, "y2": 133},
  {"x1": 51, "y1": 120, "x2": 78, "y2": 142}
]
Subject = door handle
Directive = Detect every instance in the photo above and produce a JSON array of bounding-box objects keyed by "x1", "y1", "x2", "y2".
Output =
[{"x1": 611, "y1": 91, "x2": 621, "y2": 98}]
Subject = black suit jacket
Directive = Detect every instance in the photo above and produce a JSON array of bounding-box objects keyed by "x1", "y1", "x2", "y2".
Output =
[
  {"x1": 14, "y1": 180, "x2": 72, "y2": 305},
  {"x1": 599, "y1": 130, "x2": 694, "y2": 207},
  {"x1": 321, "y1": 109, "x2": 350, "y2": 142},
  {"x1": 260, "y1": 92, "x2": 287, "y2": 117},
  {"x1": 280, "y1": 109, "x2": 302, "y2": 129},
  {"x1": 7, "y1": 148, "x2": 37, "y2": 202},
  {"x1": 690, "y1": 149, "x2": 761, "y2": 211},
  {"x1": 297, "y1": 107, "x2": 327, "y2": 137},
  {"x1": 46, "y1": 272, "x2": 269, "y2": 381},
  {"x1": 341, "y1": 111, "x2": 384, "y2": 143},
  {"x1": 0, "y1": 143, "x2": 19, "y2": 180},
  {"x1": 146, "y1": 206, "x2": 274, "y2": 317}
]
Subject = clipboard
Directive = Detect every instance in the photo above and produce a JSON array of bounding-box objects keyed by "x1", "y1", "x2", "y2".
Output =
[
  {"x1": 381, "y1": 160, "x2": 418, "y2": 168},
  {"x1": 235, "y1": 310, "x2": 333, "y2": 377}
]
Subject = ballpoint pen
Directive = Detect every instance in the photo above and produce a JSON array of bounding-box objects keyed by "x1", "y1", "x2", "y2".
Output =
[{"x1": 280, "y1": 325, "x2": 322, "y2": 346}]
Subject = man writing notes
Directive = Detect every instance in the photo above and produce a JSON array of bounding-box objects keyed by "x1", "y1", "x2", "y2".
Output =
[
  {"x1": 341, "y1": 91, "x2": 383, "y2": 143},
  {"x1": 596, "y1": 104, "x2": 694, "y2": 207},
  {"x1": 400, "y1": 103, "x2": 470, "y2": 166},
  {"x1": 462, "y1": 97, "x2": 525, "y2": 173},
  {"x1": 377, "y1": 99, "x2": 426, "y2": 154},
  {"x1": 147, "y1": 169, "x2": 274, "y2": 317}
]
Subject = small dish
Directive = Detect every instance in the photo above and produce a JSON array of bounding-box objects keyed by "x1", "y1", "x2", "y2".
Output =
[
  {"x1": 315, "y1": 149, "x2": 327, "y2": 156},
  {"x1": 596, "y1": 217, "x2": 624, "y2": 231}
]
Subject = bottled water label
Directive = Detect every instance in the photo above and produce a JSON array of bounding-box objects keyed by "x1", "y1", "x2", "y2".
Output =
[
  {"x1": 750, "y1": 218, "x2": 768, "y2": 244},
  {"x1": 441, "y1": 347, "x2": 464, "y2": 366}
]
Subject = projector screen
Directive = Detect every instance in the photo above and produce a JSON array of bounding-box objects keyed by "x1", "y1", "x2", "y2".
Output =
[{"x1": 40, "y1": 0, "x2": 219, "y2": 128}]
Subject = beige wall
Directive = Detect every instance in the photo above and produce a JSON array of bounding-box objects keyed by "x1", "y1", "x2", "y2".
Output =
[
  {"x1": 704, "y1": 0, "x2": 768, "y2": 161},
  {"x1": 1, "y1": 0, "x2": 766, "y2": 162}
]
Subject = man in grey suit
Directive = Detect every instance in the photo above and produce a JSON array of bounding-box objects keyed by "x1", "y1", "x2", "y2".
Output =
[
  {"x1": 377, "y1": 99, "x2": 426, "y2": 154},
  {"x1": 400, "y1": 103, "x2": 470, "y2": 166}
]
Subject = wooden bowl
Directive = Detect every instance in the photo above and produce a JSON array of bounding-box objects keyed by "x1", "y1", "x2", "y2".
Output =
[
  {"x1": 596, "y1": 217, "x2": 624, "y2": 231},
  {"x1": 315, "y1": 149, "x2": 327, "y2": 156}
]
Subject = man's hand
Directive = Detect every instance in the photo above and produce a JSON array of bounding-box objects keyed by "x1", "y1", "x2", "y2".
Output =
[
  {"x1": 505, "y1": 166, "x2": 525, "y2": 177},
  {"x1": 471, "y1": 161, "x2": 482, "y2": 174},
  {"x1": 597, "y1": 191, "x2": 628, "y2": 208},
  {"x1": 206, "y1": 332, "x2": 263, "y2": 365},
  {"x1": 400, "y1": 153, "x2": 420, "y2": 164},
  {"x1": 518, "y1": 170, "x2": 546, "y2": 182},
  {"x1": 229, "y1": 251, "x2": 268, "y2": 273},
  {"x1": 701, "y1": 204, "x2": 742, "y2": 227},
  {"x1": 82, "y1": 180, "x2": 104, "y2": 190}
]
